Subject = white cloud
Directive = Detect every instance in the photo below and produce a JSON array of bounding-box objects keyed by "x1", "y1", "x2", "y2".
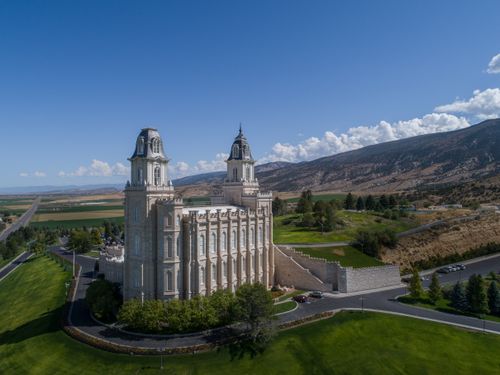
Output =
[
  {"x1": 435, "y1": 88, "x2": 500, "y2": 120},
  {"x1": 19, "y1": 172, "x2": 29, "y2": 177},
  {"x1": 259, "y1": 113, "x2": 469, "y2": 163},
  {"x1": 487, "y1": 53, "x2": 500, "y2": 74},
  {"x1": 60, "y1": 159, "x2": 130, "y2": 177},
  {"x1": 34, "y1": 171, "x2": 46, "y2": 177},
  {"x1": 168, "y1": 153, "x2": 229, "y2": 179}
]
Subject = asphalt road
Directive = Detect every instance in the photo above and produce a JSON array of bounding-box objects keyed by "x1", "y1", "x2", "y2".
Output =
[
  {"x1": 0, "y1": 197, "x2": 41, "y2": 242},
  {"x1": 0, "y1": 251, "x2": 33, "y2": 282},
  {"x1": 46, "y1": 245, "x2": 500, "y2": 350}
]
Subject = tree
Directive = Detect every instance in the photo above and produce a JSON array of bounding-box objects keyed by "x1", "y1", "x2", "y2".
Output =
[
  {"x1": 379, "y1": 195, "x2": 389, "y2": 209},
  {"x1": 466, "y1": 274, "x2": 488, "y2": 314},
  {"x1": 296, "y1": 190, "x2": 313, "y2": 214},
  {"x1": 272, "y1": 197, "x2": 287, "y2": 216},
  {"x1": 301, "y1": 212, "x2": 315, "y2": 227},
  {"x1": 409, "y1": 269, "x2": 424, "y2": 299},
  {"x1": 118, "y1": 299, "x2": 166, "y2": 332},
  {"x1": 428, "y1": 273, "x2": 442, "y2": 304},
  {"x1": 365, "y1": 195, "x2": 376, "y2": 211},
  {"x1": 209, "y1": 289, "x2": 237, "y2": 325},
  {"x1": 31, "y1": 240, "x2": 47, "y2": 254},
  {"x1": 90, "y1": 228, "x2": 102, "y2": 246},
  {"x1": 235, "y1": 283, "x2": 274, "y2": 331},
  {"x1": 67, "y1": 230, "x2": 93, "y2": 254},
  {"x1": 388, "y1": 195, "x2": 398, "y2": 209},
  {"x1": 451, "y1": 282, "x2": 468, "y2": 311},
  {"x1": 344, "y1": 193, "x2": 355, "y2": 210},
  {"x1": 351, "y1": 230, "x2": 380, "y2": 257},
  {"x1": 86, "y1": 279, "x2": 122, "y2": 322},
  {"x1": 324, "y1": 205, "x2": 336, "y2": 232},
  {"x1": 487, "y1": 281, "x2": 500, "y2": 316},
  {"x1": 356, "y1": 196, "x2": 365, "y2": 211}
]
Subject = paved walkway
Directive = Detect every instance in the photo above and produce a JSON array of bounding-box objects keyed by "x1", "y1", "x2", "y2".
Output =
[{"x1": 43, "y1": 245, "x2": 500, "y2": 351}]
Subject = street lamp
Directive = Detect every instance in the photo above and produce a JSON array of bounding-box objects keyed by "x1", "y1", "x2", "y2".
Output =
[
  {"x1": 157, "y1": 348, "x2": 164, "y2": 370},
  {"x1": 359, "y1": 296, "x2": 365, "y2": 312}
]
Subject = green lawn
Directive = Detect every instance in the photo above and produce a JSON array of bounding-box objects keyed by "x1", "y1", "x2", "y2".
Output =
[
  {"x1": 30, "y1": 216, "x2": 124, "y2": 229},
  {"x1": 399, "y1": 293, "x2": 500, "y2": 323},
  {"x1": 273, "y1": 211, "x2": 416, "y2": 244},
  {"x1": 1, "y1": 256, "x2": 500, "y2": 374},
  {"x1": 273, "y1": 301, "x2": 297, "y2": 314},
  {"x1": 296, "y1": 246, "x2": 385, "y2": 268}
]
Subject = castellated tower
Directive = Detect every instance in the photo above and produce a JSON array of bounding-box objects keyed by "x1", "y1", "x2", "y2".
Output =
[{"x1": 123, "y1": 128, "x2": 175, "y2": 301}]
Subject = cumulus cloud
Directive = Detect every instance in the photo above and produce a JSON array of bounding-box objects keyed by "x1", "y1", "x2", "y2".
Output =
[
  {"x1": 19, "y1": 172, "x2": 29, "y2": 177},
  {"x1": 60, "y1": 159, "x2": 130, "y2": 177},
  {"x1": 487, "y1": 53, "x2": 500, "y2": 74},
  {"x1": 259, "y1": 113, "x2": 470, "y2": 163},
  {"x1": 169, "y1": 153, "x2": 229, "y2": 178},
  {"x1": 435, "y1": 88, "x2": 500, "y2": 120}
]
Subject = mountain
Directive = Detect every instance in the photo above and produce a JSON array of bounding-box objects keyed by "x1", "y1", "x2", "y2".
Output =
[
  {"x1": 176, "y1": 119, "x2": 500, "y2": 194},
  {"x1": 0, "y1": 184, "x2": 124, "y2": 195}
]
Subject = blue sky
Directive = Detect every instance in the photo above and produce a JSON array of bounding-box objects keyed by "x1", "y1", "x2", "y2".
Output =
[{"x1": 1, "y1": 0, "x2": 499, "y2": 188}]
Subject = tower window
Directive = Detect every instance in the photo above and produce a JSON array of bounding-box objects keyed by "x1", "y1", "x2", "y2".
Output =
[
  {"x1": 137, "y1": 137, "x2": 145, "y2": 155},
  {"x1": 232, "y1": 168, "x2": 238, "y2": 181},
  {"x1": 222, "y1": 231, "x2": 227, "y2": 252},
  {"x1": 232, "y1": 230, "x2": 237, "y2": 249},
  {"x1": 223, "y1": 261, "x2": 227, "y2": 278},
  {"x1": 137, "y1": 168, "x2": 143, "y2": 184},
  {"x1": 199, "y1": 234, "x2": 205, "y2": 256},
  {"x1": 176, "y1": 236, "x2": 181, "y2": 257},
  {"x1": 200, "y1": 266, "x2": 205, "y2": 285},
  {"x1": 167, "y1": 236, "x2": 173, "y2": 258},
  {"x1": 154, "y1": 167, "x2": 161, "y2": 186},
  {"x1": 246, "y1": 165, "x2": 251, "y2": 181},
  {"x1": 232, "y1": 144, "x2": 239, "y2": 158},
  {"x1": 210, "y1": 232, "x2": 216, "y2": 253},
  {"x1": 134, "y1": 234, "x2": 140, "y2": 256},
  {"x1": 166, "y1": 270, "x2": 173, "y2": 291},
  {"x1": 212, "y1": 263, "x2": 217, "y2": 281},
  {"x1": 152, "y1": 138, "x2": 161, "y2": 154}
]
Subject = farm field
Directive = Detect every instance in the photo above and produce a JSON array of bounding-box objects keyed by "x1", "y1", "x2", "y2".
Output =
[
  {"x1": 30, "y1": 217, "x2": 124, "y2": 229},
  {"x1": 296, "y1": 246, "x2": 385, "y2": 268},
  {"x1": 32, "y1": 209, "x2": 124, "y2": 222},
  {"x1": 273, "y1": 211, "x2": 417, "y2": 244},
  {"x1": 1, "y1": 255, "x2": 500, "y2": 375}
]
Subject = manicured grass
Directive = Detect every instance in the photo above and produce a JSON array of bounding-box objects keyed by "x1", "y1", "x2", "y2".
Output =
[
  {"x1": 273, "y1": 211, "x2": 416, "y2": 244},
  {"x1": 30, "y1": 216, "x2": 124, "y2": 229},
  {"x1": 2, "y1": 256, "x2": 500, "y2": 374},
  {"x1": 273, "y1": 301, "x2": 297, "y2": 314},
  {"x1": 399, "y1": 294, "x2": 500, "y2": 323},
  {"x1": 296, "y1": 246, "x2": 385, "y2": 268}
]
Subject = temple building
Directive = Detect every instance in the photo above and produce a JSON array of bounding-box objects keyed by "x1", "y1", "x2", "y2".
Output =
[{"x1": 121, "y1": 127, "x2": 274, "y2": 301}]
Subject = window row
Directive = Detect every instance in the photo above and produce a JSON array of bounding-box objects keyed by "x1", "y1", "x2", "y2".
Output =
[
  {"x1": 198, "y1": 254, "x2": 265, "y2": 285},
  {"x1": 198, "y1": 227, "x2": 267, "y2": 256}
]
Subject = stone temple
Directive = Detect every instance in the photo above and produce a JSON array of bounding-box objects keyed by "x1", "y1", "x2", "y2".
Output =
[{"x1": 122, "y1": 127, "x2": 274, "y2": 301}]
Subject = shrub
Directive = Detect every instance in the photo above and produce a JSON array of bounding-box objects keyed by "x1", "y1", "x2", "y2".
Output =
[{"x1": 85, "y1": 279, "x2": 122, "y2": 322}]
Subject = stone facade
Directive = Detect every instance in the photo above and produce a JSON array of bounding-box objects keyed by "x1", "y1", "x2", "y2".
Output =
[
  {"x1": 121, "y1": 127, "x2": 274, "y2": 302},
  {"x1": 277, "y1": 247, "x2": 401, "y2": 293}
]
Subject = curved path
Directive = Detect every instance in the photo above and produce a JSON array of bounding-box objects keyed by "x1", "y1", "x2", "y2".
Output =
[{"x1": 44, "y1": 245, "x2": 500, "y2": 352}]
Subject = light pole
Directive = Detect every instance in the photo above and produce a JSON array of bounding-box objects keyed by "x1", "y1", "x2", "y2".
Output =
[
  {"x1": 158, "y1": 349, "x2": 164, "y2": 370},
  {"x1": 359, "y1": 296, "x2": 365, "y2": 312},
  {"x1": 72, "y1": 249, "x2": 76, "y2": 279}
]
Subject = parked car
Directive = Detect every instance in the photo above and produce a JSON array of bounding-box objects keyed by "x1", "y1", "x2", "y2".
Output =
[
  {"x1": 309, "y1": 291, "x2": 324, "y2": 299},
  {"x1": 437, "y1": 267, "x2": 450, "y2": 274},
  {"x1": 293, "y1": 295, "x2": 308, "y2": 303},
  {"x1": 456, "y1": 264, "x2": 466, "y2": 270}
]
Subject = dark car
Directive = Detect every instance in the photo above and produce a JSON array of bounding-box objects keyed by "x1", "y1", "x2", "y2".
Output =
[
  {"x1": 309, "y1": 291, "x2": 324, "y2": 299},
  {"x1": 293, "y1": 295, "x2": 308, "y2": 303},
  {"x1": 456, "y1": 264, "x2": 466, "y2": 270},
  {"x1": 437, "y1": 267, "x2": 450, "y2": 274}
]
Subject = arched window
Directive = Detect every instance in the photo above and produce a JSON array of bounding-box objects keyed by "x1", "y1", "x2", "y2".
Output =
[
  {"x1": 212, "y1": 263, "x2": 217, "y2": 281},
  {"x1": 258, "y1": 226, "x2": 263, "y2": 245},
  {"x1": 232, "y1": 144, "x2": 239, "y2": 158},
  {"x1": 176, "y1": 215, "x2": 180, "y2": 227},
  {"x1": 167, "y1": 236, "x2": 173, "y2": 258},
  {"x1": 166, "y1": 270, "x2": 173, "y2": 291},
  {"x1": 136, "y1": 137, "x2": 145, "y2": 155},
  {"x1": 222, "y1": 232, "x2": 227, "y2": 251},
  {"x1": 134, "y1": 234, "x2": 140, "y2": 256},
  {"x1": 241, "y1": 228, "x2": 246, "y2": 247},
  {"x1": 232, "y1": 230, "x2": 237, "y2": 249},
  {"x1": 199, "y1": 234, "x2": 205, "y2": 256},
  {"x1": 246, "y1": 165, "x2": 251, "y2": 181},
  {"x1": 200, "y1": 266, "x2": 205, "y2": 285},
  {"x1": 260, "y1": 253, "x2": 264, "y2": 271},
  {"x1": 223, "y1": 261, "x2": 227, "y2": 278},
  {"x1": 232, "y1": 167, "x2": 238, "y2": 181},
  {"x1": 154, "y1": 167, "x2": 161, "y2": 186},
  {"x1": 176, "y1": 236, "x2": 181, "y2": 257},
  {"x1": 152, "y1": 138, "x2": 161, "y2": 153},
  {"x1": 232, "y1": 259, "x2": 237, "y2": 276},
  {"x1": 210, "y1": 232, "x2": 216, "y2": 253},
  {"x1": 251, "y1": 255, "x2": 255, "y2": 272},
  {"x1": 133, "y1": 268, "x2": 140, "y2": 288},
  {"x1": 137, "y1": 168, "x2": 143, "y2": 184},
  {"x1": 250, "y1": 227, "x2": 255, "y2": 246}
]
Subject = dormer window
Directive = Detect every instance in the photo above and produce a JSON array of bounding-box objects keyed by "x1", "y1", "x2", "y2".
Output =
[
  {"x1": 136, "y1": 137, "x2": 145, "y2": 155},
  {"x1": 152, "y1": 138, "x2": 161, "y2": 154},
  {"x1": 232, "y1": 144, "x2": 239, "y2": 158}
]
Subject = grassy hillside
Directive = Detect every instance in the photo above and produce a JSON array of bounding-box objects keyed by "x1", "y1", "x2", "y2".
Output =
[{"x1": 1, "y1": 256, "x2": 499, "y2": 374}]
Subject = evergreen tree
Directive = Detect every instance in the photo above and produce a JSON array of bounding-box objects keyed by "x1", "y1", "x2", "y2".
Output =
[
  {"x1": 296, "y1": 190, "x2": 313, "y2": 214},
  {"x1": 451, "y1": 282, "x2": 468, "y2": 311},
  {"x1": 365, "y1": 195, "x2": 376, "y2": 211},
  {"x1": 388, "y1": 195, "x2": 398, "y2": 209},
  {"x1": 428, "y1": 273, "x2": 442, "y2": 304},
  {"x1": 324, "y1": 205, "x2": 336, "y2": 232},
  {"x1": 356, "y1": 196, "x2": 365, "y2": 211},
  {"x1": 409, "y1": 269, "x2": 423, "y2": 299},
  {"x1": 344, "y1": 193, "x2": 355, "y2": 210},
  {"x1": 301, "y1": 212, "x2": 315, "y2": 227},
  {"x1": 487, "y1": 281, "x2": 500, "y2": 316},
  {"x1": 379, "y1": 195, "x2": 389, "y2": 209},
  {"x1": 272, "y1": 197, "x2": 287, "y2": 216},
  {"x1": 466, "y1": 274, "x2": 488, "y2": 314}
]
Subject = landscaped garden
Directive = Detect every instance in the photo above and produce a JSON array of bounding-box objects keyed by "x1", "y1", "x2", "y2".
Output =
[
  {"x1": 1, "y1": 255, "x2": 500, "y2": 374},
  {"x1": 296, "y1": 246, "x2": 385, "y2": 268}
]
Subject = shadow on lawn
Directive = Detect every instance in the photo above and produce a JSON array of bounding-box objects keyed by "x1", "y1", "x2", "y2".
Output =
[{"x1": 0, "y1": 306, "x2": 63, "y2": 345}]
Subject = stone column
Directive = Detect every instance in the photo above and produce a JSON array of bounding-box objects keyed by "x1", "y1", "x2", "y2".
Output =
[{"x1": 205, "y1": 210, "x2": 211, "y2": 296}]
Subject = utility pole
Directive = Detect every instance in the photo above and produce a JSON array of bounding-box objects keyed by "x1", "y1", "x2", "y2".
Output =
[{"x1": 72, "y1": 249, "x2": 76, "y2": 279}]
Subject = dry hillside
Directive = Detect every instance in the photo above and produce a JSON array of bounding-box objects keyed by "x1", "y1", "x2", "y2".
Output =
[{"x1": 381, "y1": 213, "x2": 500, "y2": 270}]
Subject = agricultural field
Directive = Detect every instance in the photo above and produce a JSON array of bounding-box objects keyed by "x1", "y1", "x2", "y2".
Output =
[
  {"x1": 30, "y1": 194, "x2": 124, "y2": 229},
  {"x1": 296, "y1": 246, "x2": 385, "y2": 268},
  {"x1": 1, "y1": 255, "x2": 499, "y2": 375},
  {"x1": 273, "y1": 211, "x2": 417, "y2": 244}
]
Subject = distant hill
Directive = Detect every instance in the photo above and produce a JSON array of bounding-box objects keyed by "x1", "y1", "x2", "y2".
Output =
[
  {"x1": 176, "y1": 119, "x2": 500, "y2": 194},
  {"x1": 0, "y1": 184, "x2": 123, "y2": 195}
]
